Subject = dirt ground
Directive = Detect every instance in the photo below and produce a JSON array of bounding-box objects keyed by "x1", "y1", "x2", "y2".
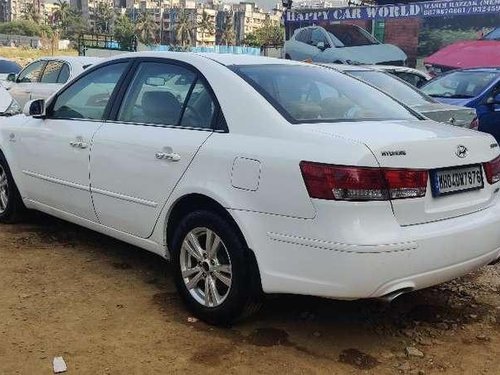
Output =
[{"x1": 0, "y1": 213, "x2": 498, "y2": 375}]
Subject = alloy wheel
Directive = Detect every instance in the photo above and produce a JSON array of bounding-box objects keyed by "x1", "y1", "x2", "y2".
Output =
[
  {"x1": 0, "y1": 166, "x2": 9, "y2": 214},
  {"x1": 179, "y1": 227, "x2": 232, "y2": 308}
]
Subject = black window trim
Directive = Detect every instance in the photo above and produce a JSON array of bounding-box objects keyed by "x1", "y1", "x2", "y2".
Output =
[
  {"x1": 107, "y1": 57, "x2": 228, "y2": 133},
  {"x1": 44, "y1": 58, "x2": 135, "y2": 122}
]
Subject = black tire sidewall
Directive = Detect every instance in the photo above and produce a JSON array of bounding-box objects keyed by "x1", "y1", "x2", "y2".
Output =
[
  {"x1": 0, "y1": 154, "x2": 21, "y2": 223},
  {"x1": 171, "y1": 210, "x2": 252, "y2": 325}
]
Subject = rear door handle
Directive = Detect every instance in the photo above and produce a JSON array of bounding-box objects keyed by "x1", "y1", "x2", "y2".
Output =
[{"x1": 155, "y1": 152, "x2": 180, "y2": 162}]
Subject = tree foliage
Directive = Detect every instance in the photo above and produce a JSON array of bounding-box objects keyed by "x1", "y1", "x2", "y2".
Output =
[
  {"x1": 136, "y1": 12, "x2": 158, "y2": 45},
  {"x1": 220, "y1": 13, "x2": 235, "y2": 46},
  {"x1": 0, "y1": 20, "x2": 53, "y2": 38},
  {"x1": 197, "y1": 10, "x2": 215, "y2": 45},
  {"x1": 176, "y1": 10, "x2": 193, "y2": 47},
  {"x1": 53, "y1": 0, "x2": 88, "y2": 40},
  {"x1": 94, "y1": 2, "x2": 115, "y2": 34},
  {"x1": 254, "y1": 18, "x2": 283, "y2": 47},
  {"x1": 114, "y1": 14, "x2": 136, "y2": 51}
]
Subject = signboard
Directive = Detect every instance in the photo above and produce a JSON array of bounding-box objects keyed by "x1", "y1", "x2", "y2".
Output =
[{"x1": 285, "y1": 0, "x2": 500, "y2": 23}]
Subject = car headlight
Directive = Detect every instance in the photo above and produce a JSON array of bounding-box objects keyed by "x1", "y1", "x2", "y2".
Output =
[{"x1": 2, "y1": 99, "x2": 21, "y2": 116}]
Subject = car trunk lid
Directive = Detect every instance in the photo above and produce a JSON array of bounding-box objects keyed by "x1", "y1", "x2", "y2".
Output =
[{"x1": 295, "y1": 120, "x2": 500, "y2": 225}]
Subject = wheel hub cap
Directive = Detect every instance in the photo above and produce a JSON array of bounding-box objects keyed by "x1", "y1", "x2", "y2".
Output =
[{"x1": 179, "y1": 227, "x2": 232, "y2": 308}]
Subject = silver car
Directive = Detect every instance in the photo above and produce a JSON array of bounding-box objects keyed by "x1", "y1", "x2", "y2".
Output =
[
  {"x1": 4, "y1": 56, "x2": 101, "y2": 108},
  {"x1": 321, "y1": 64, "x2": 477, "y2": 128},
  {"x1": 285, "y1": 25, "x2": 407, "y2": 65}
]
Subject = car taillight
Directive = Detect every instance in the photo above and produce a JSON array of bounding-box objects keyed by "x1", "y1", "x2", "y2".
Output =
[
  {"x1": 470, "y1": 116, "x2": 479, "y2": 130},
  {"x1": 484, "y1": 155, "x2": 500, "y2": 184},
  {"x1": 300, "y1": 161, "x2": 428, "y2": 201}
]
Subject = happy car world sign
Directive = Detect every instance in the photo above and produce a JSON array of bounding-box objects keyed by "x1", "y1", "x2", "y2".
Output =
[{"x1": 285, "y1": 0, "x2": 500, "y2": 23}]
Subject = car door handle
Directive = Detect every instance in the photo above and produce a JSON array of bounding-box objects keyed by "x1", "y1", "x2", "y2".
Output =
[
  {"x1": 70, "y1": 141, "x2": 88, "y2": 149},
  {"x1": 155, "y1": 152, "x2": 180, "y2": 161}
]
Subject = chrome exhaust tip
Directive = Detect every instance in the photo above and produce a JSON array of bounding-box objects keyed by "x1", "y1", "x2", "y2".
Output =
[{"x1": 378, "y1": 287, "x2": 414, "y2": 303}]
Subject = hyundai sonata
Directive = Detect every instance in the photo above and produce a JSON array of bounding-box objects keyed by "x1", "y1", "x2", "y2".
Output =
[{"x1": 0, "y1": 53, "x2": 499, "y2": 325}]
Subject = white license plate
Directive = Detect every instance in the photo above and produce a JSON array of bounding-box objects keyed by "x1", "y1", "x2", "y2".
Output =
[{"x1": 431, "y1": 165, "x2": 484, "y2": 197}]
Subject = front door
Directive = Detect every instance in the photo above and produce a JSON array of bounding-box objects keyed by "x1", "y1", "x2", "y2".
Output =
[
  {"x1": 8, "y1": 60, "x2": 46, "y2": 108},
  {"x1": 90, "y1": 60, "x2": 218, "y2": 238},
  {"x1": 14, "y1": 61, "x2": 129, "y2": 220}
]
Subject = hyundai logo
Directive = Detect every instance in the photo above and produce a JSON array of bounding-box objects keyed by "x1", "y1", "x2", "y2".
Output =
[{"x1": 456, "y1": 145, "x2": 468, "y2": 158}]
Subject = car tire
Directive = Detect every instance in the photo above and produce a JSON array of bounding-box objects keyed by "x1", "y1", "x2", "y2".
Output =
[
  {"x1": 285, "y1": 54, "x2": 291, "y2": 60},
  {"x1": 0, "y1": 153, "x2": 26, "y2": 223},
  {"x1": 171, "y1": 209, "x2": 262, "y2": 325}
]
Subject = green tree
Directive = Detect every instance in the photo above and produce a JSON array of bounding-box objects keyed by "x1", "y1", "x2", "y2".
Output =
[
  {"x1": 197, "y1": 10, "x2": 214, "y2": 46},
  {"x1": 0, "y1": 20, "x2": 52, "y2": 37},
  {"x1": 94, "y1": 2, "x2": 114, "y2": 34},
  {"x1": 176, "y1": 10, "x2": 193, "y2": 47},
  {"x1": 114, "y1": 14, "x2": 135, "y2": 50},
  {"x1": 135, "y1": 12, "x2": 158, "y2": 45},
  {"x1": 255, "y1": 18, "x2": 283, "y2": 47},
  {"x1": 220, "y1": 13, "x2": 235, "y2": 46},
  {"x1": 242, "y1": 32, "x2": 259, "y2": 47}
]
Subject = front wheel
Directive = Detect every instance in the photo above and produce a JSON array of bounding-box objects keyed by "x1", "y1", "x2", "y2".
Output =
[
  {"x1": 171, "y1": 210, "x2": 262, "y2": 325},
  {"x1": 0, "y1": 154, "x2": 25, "y2": 223}
]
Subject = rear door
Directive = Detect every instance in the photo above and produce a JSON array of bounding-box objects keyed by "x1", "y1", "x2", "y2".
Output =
[{"x1": 90, "y1": 59, "x2": 218, "y2": 238}]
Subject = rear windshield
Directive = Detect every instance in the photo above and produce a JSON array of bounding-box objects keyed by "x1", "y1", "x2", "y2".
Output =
[
  {"x1": 422, "y1": 71, "x2": 498, "y2": 98},
  {"x1": 349, "y1": 70, "x2": 434, "y2": 106},
  {"x1": 0, "y1": 60, "x2": 21, "y2": 74},
  {"x1": 233, "y1": 64, "x2": 418, "y2": 124},
  {"x1": 324, "y1": 24, "x2": 378, "y2": 47}
]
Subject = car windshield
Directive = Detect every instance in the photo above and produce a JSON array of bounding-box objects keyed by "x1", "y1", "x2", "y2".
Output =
[
  {"x1": 233, "y1": 64, "x2": 417, "y2": 124},
  {"x1": 348, "y1": 70, "x2": 434, "y2": 106},
  {"x1": 0, "y1": 60, "x2": 21, "y2": 74},
  {"x1": 483, "y1": 28, "x2": 500, "y2": 40},
  {"x1": 323, "y1": 24, "x2": 378, "y2": 47},
  {"x1": 422, "y1": 71, "x2": 499, "y2": 98}
]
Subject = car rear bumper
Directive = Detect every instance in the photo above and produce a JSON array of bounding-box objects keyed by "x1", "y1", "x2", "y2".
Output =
[{"x1": 230, "y1": 200, "x2": 500, "y2": 299}]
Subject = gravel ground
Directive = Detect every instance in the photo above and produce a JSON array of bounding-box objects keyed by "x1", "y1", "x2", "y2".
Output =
[{"x1": 0, "y1": 213, "x2": 499, "y2": 374}]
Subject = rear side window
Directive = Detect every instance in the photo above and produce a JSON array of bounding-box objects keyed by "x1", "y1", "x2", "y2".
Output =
[
  {"x1": 41, "y1": 61, "x2": 64, "y2": 83},
  {"x1": 118, "y1": 61, "x2": 216, "y2": 129},
  {"x1": 57, "y1": 64, "x2": 70, "y2": 83}
]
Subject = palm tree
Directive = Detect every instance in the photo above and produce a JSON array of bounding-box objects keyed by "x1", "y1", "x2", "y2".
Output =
[
  {"x1": 135, "y1": 12, "x2": 158, "y2": 45},
  {"x1": 53, "y1": 0, "x2": 71, "y2": 29},
  {"x1": 175, "y1": 10, "x2": 193, "y2": 47},
  {"x1": 94, "y1": 2, "x2": 114, "y2": 34},
  {"x1": 220, "y1": 13, "x2": 235, "y2": 46},
  {"x1": 196, "y1": 10, "x2": 214, "y2": 46}
]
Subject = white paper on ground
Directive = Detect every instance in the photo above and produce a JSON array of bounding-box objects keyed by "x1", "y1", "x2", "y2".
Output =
[{"x1": 53, "y1": 356, "x2": 67, "y2": 373}]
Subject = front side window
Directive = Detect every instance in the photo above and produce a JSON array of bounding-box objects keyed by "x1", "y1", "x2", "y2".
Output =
[
  {"x1": 17, "y1": 60, "x2": 46, "y2": 83},
  {"x1": 40, "y1": 61, "x2": 64, "y2": 83},
  {"x1": 118, "y1": 62, "x2": 216, "y2": 129},
  {"x1": 296, "y1": 29, "x2": 311, "y2": 44},
  {"x1": 50, "y1": 62, "x2": 128, "y2": 120},
  {"x1": 234, "y1": 64, "x2": 417, "y2": 123},
  {"x1": 311, "y1": 28, "x2": 329, "y2": 47},
  {"x1": 422, "y1": 71, "x2": 499, "y2": 99}
]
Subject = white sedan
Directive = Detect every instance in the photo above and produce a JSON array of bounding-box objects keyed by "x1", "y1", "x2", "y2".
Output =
[
  {"x1": 4, "y1": 56, "x2": 101, "y2": 108},
  {"x1": 1, "y1": 53, "x2": 499, "y2": 325}
]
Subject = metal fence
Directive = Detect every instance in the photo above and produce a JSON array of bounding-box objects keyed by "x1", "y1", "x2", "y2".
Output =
[{"x1": 0, "y1": 33, "x2": 41, "y2": 48}]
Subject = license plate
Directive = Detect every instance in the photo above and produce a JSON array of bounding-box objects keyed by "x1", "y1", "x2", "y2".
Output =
[{"x1": 430, "y1": 164, "x2": 484, "y2": 197}]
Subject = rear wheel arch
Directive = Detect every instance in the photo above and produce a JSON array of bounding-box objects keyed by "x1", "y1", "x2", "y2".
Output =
[{"x1": 165, "y1": 194, "x2": 261, "y2": 287}]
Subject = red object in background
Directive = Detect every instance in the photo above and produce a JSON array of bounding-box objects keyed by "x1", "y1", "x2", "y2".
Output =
[{"x1": 424, "y1": 40, "x2": 500, "y2": 70}]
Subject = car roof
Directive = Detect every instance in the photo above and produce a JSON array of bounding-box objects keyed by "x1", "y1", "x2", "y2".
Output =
[
  {"x1": 318, "y1": 63, "x2": 374, "y2": 72},
  {"x1": 35, "y1": 56, "x2": 102, "y2": 66},
  {"x1": 103, "y1": 51, "x2": 307, "y2": 67}
]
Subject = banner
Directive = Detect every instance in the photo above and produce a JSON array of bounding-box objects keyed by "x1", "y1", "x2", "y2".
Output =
[{"x1": 285, "y1": 0, "x2": 500, "y2": 23}]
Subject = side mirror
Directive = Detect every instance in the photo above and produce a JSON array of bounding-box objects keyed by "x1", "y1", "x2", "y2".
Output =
[
  {"x1": 316, "y1": 41, "x2": 328, "y2": 51},
  {"x1": 23, "y1": 99, "x2": 45, "y2": 117},
  {"x1": 486, "y1": 93, "x2": 500, "y2": 105},
  {"x1": 6, "y1": 73, "x2": 16, "y2": 82}
]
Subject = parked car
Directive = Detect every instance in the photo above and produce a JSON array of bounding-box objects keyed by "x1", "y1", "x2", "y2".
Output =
[
  {"x1": 321, "y1": 64, "x2": 477, "y2": 128},
  {"x1": 0, "y1": 85, "x2": 20, "y2": 116},
  {"x1": 421, "y1": 68, "x2": 500, "y2": 142},
  {"x1": 0, "y1": 58, "x2": 21, "y2": 84},
  {"x1": 285, "y1": 24, "x2": 407, "y2": 65},
  {"x1": 1, "y1": 53, "x2": 500, "y2": 324},
  {"x1": 424, "y1": 27, "x2": 500, "y2": 75},
  {"x1": 4, "y1": 56, "x2": 101, "y2": 108},
  {"x1": 368, "y1": 65, "x2": 431, "y2": 88}
]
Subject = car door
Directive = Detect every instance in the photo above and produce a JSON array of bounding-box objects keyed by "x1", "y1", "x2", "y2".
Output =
[
  {"x1": 477, "y1": 81, "x2": 500, "y2": 141},
  {"x1": 309, "y1": 27, "x2": 333, "y2": 62},
  {"x1": 8, "y1": 60, "x2": 46, "y2": 108},
  {"x1": 290, "y1": 28, "x2": 317, "y2": 61},
  {"x1": 90, "y1": 60, "x2": 217, "y2": 238},
  {"x1": 29, "y1": 60, "x2": 69, "y2": 101},
  {"x1": 13, "y1": 61, "x2": 130, "y2": 221}
]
